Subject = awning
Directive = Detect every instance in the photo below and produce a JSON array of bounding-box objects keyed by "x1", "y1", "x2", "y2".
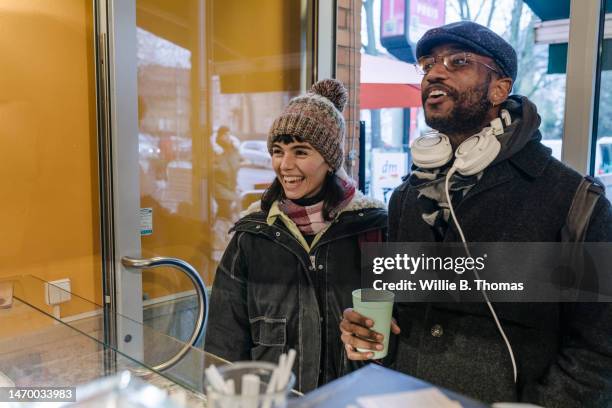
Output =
[
  {"x1": 360, "y1": 83, "x2": 421, "y2": 109},
  {"x1": 360, "y1": 53, "x2": 422, "y2": 109},
  {"x1": 523, "y1": 0, "x2": 612, "y2": 20},
  {"x1": 525, "y1": 0, "x2": 612, "y2": 74}
]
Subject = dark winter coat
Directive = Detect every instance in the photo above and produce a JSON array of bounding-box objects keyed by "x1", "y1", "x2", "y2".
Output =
[
  {"x1": 387, "y1": 96, "x2": 612, "y2": 407},
  {"x1": 205, "y1": 193, "x2": 387, "y2": 392}
]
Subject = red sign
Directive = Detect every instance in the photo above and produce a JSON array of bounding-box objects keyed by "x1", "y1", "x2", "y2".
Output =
[
  {"x1": 409, "y1": 0, "x2": 446, "y2": 43},
  {"x1": 381, "y1": 0, "x2": 406, "y2": 38}
]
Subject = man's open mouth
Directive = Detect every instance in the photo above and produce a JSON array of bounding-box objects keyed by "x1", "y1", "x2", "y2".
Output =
[{"x1": 427, "y1": 89, "x2": 449, "y2": 103}]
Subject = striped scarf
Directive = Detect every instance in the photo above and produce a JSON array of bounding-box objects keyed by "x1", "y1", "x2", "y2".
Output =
[
  {"x1": 409, "y1": 164, "x2": 482, "y2": 239},
  {"x1": 278, "y1": 171, "x2": 356, "y2": 235}
]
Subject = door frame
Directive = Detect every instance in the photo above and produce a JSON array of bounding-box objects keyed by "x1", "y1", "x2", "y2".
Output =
[{"x1": 95, "y1": 0, "x2": 144, "y2": 361}]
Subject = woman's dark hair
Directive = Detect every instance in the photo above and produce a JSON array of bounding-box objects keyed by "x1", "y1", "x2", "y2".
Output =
[{"x1": 261, "y1": 134, "x2": 345, "y2": 221}]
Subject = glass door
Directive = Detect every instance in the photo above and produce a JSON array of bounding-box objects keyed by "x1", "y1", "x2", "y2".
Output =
[
  {"x1": 103, "y1": 0, "x2": 316, "y2": 365},
  {"x1": 591, "y1": 0, "x2": 612, "y2": 193}
]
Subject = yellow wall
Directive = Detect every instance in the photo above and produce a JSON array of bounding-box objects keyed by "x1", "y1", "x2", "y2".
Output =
[
  {"x1": 0, "y1": 275, "x2": 101, "y2": 340},
  {"x1": 0, "y1": 1, "x2": 102, "y2": 311}
]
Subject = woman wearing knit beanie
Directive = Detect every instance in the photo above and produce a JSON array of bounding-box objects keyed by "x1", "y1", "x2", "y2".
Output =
[{"x1": 206, "y1": 79, "x2": 388, "y2": 392}]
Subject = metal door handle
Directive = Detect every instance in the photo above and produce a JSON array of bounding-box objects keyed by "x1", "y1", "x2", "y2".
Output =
[{"x1": 121, "y1": 256, "x2": 209, "y2": 372}]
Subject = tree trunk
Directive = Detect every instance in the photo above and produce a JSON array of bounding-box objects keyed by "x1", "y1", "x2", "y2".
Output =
[{"x1": 363, "y1": 0, "x2": 378, "y2": 56}]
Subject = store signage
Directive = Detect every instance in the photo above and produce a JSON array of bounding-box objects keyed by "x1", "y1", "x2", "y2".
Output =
[
  {"x1": 371, "y1": 151, "x2": 408, "y2": 204},
  {"x1": 380, "y1": 0, "x2": 446, "y2": 63},
  {"x1": 408, "y1": 0, "x2": 446, "y2": 44},
  {"x1": 381, "y1": 0, "x2": 406, "y2": 38},
  {"x1": 140, "y1": 207, "x2": 153, "y2": 236}
]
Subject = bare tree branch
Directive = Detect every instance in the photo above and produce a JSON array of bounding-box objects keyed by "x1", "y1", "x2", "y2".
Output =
[
  {"x1": 486, "y1": 0, "x2": 497, "y2": 28},
  {"x1": 363, "y1": 0, "x2": 379, "y2": 56},
  {"x1": 527, "y1": 73, "x2": 551, "y2": 99},
  {"x1": 448, "y1": 1, "x2": 462, "y2": 18},
  {"x1": 474, "y1": 0, "x2": 486, "y2": 22},
  {"x1": 509, "y1": 0, "x2": 523, "y2": 48},
  {"x1": 458, "y1": 0, "x2": 472, "y2": 20}
]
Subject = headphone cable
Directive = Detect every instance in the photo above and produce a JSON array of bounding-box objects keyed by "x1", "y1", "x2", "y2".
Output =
[{"x1": 445, "y1": 167, "x2": 518, "y2": 384}]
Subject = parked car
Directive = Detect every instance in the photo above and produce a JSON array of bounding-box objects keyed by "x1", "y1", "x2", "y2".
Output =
[
  {"x1": 139, "y1": 133, "x2": 160, "y2": 159},
  {"x1": 239, "y1": 140, "x2": 271, "y2": 168}
]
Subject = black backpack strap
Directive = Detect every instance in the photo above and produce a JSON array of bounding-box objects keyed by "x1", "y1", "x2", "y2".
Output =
[{"x1": 561, "y1": 176, "x2": 605, "y2": 242}]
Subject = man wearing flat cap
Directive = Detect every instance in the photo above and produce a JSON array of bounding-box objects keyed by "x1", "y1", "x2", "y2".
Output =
[{"x1": 341, "y1": 21, "x2": 612, "y2": 406}]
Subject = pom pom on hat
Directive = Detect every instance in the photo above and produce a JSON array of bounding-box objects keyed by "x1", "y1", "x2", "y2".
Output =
[{"x1": 311, "y1": 78, "x2": 348, "y2": 112}]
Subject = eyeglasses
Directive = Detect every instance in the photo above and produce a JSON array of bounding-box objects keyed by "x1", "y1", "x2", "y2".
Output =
[{"x1": 415, "y1": 52, "x2": 502, "y2": 76}]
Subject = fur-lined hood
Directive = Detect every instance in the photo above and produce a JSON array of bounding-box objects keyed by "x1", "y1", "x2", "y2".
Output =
[{"x1": 241, "y1": 189, "x2": 385, "y2": 218}]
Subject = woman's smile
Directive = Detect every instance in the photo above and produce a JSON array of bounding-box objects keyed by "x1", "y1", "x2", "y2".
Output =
[{"x1": 272, "y1": 141, "x2": 330, "y2": 200}]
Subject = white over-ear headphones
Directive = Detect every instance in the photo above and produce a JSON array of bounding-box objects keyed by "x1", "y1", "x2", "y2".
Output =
[{"x1": 411, "y1": 110, "x2": 511, "y2": 175}]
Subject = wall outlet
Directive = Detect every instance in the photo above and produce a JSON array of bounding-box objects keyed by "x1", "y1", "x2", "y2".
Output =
[{"x1": 45, "y1": 278, "x2": 71, "y2": 306}]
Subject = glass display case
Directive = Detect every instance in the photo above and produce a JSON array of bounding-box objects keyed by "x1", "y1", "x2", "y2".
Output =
[{"x1": 0, "y1": 275, "x2": 234, "y2": 406}]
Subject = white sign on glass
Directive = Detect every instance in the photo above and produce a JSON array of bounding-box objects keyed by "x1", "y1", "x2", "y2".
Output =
[{"x1": 371, "y1": 151, "x2": 407, "y2": 204}]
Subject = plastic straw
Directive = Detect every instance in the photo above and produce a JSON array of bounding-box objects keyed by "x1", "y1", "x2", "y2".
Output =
[
  {"x1": 241, "y1": 374, "x2": 260, "y2": 408},
  {"x1": 206, "y1": 365, "x2": 229, "y2": 394},
  {"x1": 264, "y1": 366, "x2": 280, "y2": 394},
  {"x1": 261, "y1": 362, "x2": 282, "y2": 408},
  {"x1": 276, "y1": 349, "x2": 296, "y2": 391},
  {"x1": 226, "y1": 379, "x2": 236, "y2": 408},
  {"x1": 226, "y1": 379, "x2": 235, "y2": 395}
]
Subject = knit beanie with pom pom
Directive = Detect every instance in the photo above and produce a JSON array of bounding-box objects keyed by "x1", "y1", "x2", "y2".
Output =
[{"x1": 267, "y1": 78, "x2": 348, "y2": 171}]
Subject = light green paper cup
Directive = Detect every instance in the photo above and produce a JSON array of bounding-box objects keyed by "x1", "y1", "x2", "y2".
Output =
[{"x1": 351, "y1": 288, "x2": 394, "y2": 359}]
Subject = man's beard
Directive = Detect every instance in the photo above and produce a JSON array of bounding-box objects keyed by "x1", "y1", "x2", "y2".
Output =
[{"x1": 423, "y1": 77, "x2": 493, "y2": 136}]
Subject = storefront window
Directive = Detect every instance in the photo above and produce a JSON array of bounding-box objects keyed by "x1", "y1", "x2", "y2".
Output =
[
  {"x1": 360, "y1": 0, "x2": 569, "y2": 203},
  {"x1": 593, "y1": 0, "x2": 612, "y2": 195}
]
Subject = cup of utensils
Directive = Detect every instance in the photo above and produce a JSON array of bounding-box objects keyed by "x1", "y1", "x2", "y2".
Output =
[{"x1": 204, "y1": 349, "x2": 296, "y2": 408}]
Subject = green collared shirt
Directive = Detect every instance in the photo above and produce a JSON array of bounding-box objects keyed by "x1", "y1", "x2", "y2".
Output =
[{"x1": 266, "y1": 201, "x2": 331, "y2": 252}]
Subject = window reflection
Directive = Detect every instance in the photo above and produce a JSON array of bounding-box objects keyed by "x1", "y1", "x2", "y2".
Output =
[
  {"x1": 138, "y1": 27, "x2": 192, "y2": 214},
  {"x1": 135, "y1": 0, "x2": 312, "y2": 306}
]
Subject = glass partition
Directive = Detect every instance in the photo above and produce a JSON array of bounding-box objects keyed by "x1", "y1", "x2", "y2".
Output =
[
  {"x1": 2, "y1": 274, "x2": 301, "y2": 402},
  {"x1": 1, "y1": 275, "x2": 222, "y2": 397}
]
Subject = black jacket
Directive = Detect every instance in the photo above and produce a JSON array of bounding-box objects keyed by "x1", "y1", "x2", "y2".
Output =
[
  {"x1": 387, "y1": 97, "x2": 612, "y2": 407},
  {"x1": 205, "y1": 194, "x2": 387, "y2": 392}
]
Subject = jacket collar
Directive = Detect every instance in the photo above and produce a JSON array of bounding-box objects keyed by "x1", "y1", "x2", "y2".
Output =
[
  {"x1": 233, "y1": 192, "x2": 386, "y2": 252},
  {"x1": 508, "y1": 137, "x2": 551, "y2": 178},
  {"x1": 241, "y1": 191, "x2": 385, "y2": 219},
  {"x1": 270, "y1": 192, "x2": 384, "y2": 250},
  {"x1": 459, "y1": 140, "x2": 552, "y2": 206}
]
